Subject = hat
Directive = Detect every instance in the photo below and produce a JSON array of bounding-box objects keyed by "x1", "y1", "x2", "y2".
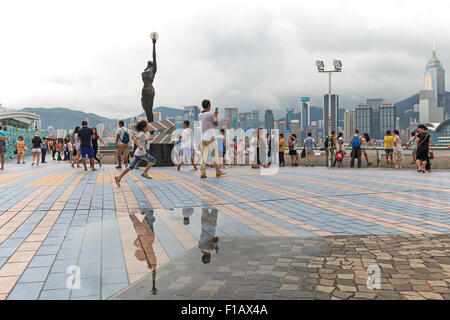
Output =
[{"x1": 34, "y1": 132, "x2": 40, "y2": 137}]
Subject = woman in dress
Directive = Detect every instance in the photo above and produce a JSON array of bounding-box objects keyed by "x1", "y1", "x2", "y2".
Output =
[
  {"x1": 393, "y1": 129, "x2": 405, "y2": 169},
  {"x1": 288, "y1": 134, "x2": 298, "y2": 166},
  {"x1": 16, "y1": 136, "x2": 26, "y2": 164}
]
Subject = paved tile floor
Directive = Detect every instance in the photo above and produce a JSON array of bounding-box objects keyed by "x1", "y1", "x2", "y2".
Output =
[{"x1": 0, "y1": 157, "x2": 449, "y2": 300}]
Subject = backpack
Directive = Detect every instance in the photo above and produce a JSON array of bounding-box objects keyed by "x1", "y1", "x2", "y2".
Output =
[
  {"x1": 352, "y1": 136, "x2": 360, "y2": 147},
  {"x1": 120, "y1": 128, "x2": 130, "y2": 144}
]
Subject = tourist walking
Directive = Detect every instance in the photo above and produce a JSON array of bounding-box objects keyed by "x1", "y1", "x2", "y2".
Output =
[
  {"x1": 361, "y1": 133, "x2": 376, "y2": 166},
  {"x1": 56, "y1": 140, "x2": 62, "y2": 161},
  {"x1": 303, "y1": 133, "x2": 317, "y2": 167},
  {"x1": 198, "y1": 100, "x2": 226, "y2": 179},
  {"x1": 71, "y1": 127, "x2": 81, "y2": 168},
  {"x1": 78, "y1": 121, "x2": 97, "y2": 171},
  {"x1": 334, "y1": 132, "x2": 345, "y2": 167},
  {"x1": 279, "y1": 133, "x2": 285, "y2": 167},
  {"x1": 16, "y1": 136, "x2": 26, "y2": 164},
  {"x1": 0, "y1": 126, "x2": 8, "y2": 170},
  {"x1": 177, "y1": 120, "x2": 198, "y2": 171},
  {"x1": 31, "y1": 132, "x2": 42, "y2": 167},
  {"x1": 393, "y1": 129, "x2": 405, "y2": 169},
  {"x1": 114, "y1": 119, "x2": 156, "y2": 186},
  {"x1": 115, "y1": 121, "x2": 130, "y2": 169},
  {"x1": 288, "y1": 134, "x2": 298, "y2": 166},
  {"x1": 384, "y1": 130, "x2": 394, "y2": 164},
  {"x1": 217, "y1": 128, "x2": 226, "y2": 168},
  {"x1": 92, "y1": 127, "x2": 107, "y2": 168},
  {"x1": 415, "y1": 124, "x2": 430, "y2": 173},
  {"x1": 350, "y1": 129, "x2": 362, "y2": 168},
  {"x1": 41, "y1": 138, "x2": 48, "y2": 163}
]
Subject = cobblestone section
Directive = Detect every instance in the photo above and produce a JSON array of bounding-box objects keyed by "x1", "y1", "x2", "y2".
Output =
[{"x1": 113, "y1": 234, "x2": 450, "y2": 300}]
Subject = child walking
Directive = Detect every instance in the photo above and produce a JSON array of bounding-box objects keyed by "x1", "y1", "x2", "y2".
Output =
[{"x1": 114, "y1": 119, "x2": 155, "y2": 187}]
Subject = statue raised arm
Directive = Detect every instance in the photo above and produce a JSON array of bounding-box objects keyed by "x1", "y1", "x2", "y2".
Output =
[{"x1": 141, "y1": 34, "x2": 158, "y2": 123}]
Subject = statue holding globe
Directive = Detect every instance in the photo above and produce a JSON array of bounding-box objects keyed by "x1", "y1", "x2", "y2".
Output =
[{"x1": 141, "y1": 32, "x2": 158, "y2": 123}]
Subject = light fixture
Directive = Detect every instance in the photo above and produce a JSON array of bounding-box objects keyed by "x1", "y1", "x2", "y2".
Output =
[
  {"x1": 316, "y1": 60, "x2": 325, "y2": 72},
  {"x1": 333, "y1": 59, "x2": 342, "y2": 71},
  {"x1": 150, "y1": 32, "x2": 159, "y2": 41}
]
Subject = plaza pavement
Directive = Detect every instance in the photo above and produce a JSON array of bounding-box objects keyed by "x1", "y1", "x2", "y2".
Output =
[{"x1": 0, "y1": 158, "x2": 449, "y2": 300}]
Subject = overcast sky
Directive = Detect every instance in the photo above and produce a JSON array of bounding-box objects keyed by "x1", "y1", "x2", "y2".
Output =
[{"x1": 0, "y1": 0, "x2": 449, "y2": 119}]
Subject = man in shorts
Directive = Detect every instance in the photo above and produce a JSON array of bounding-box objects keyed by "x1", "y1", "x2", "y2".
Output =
[
  {"x1": 78, "y1": 121, "x2": 97, "y2": 171},
  {"x1": 177, "y1": 120, "x2": 198, "y2": 171},
  {"x1": 115, "y1": 120, "x2": 130, "y2": 169}
]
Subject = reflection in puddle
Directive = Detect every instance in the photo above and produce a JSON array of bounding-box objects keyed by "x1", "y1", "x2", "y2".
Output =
[
  {"x1": 130, "y1": 208, "x2": 158, "y2": 295},
  {"x1": 199, "y1": 207, "x2": 219, "y2": 264}
]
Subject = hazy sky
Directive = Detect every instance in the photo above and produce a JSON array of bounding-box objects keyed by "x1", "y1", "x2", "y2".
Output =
[{"x1": 0, "y1": 0, "x2": 449, "y2": 119}]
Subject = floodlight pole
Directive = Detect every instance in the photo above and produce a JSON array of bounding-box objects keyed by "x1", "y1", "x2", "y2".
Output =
[{"x1": 316, "y1": 61, "x2": 341, "y2": 167}]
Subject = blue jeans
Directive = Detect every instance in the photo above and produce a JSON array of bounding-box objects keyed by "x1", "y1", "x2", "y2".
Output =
[{"x1": 129, "y1": 151, "x2": 156, "y2": 170}]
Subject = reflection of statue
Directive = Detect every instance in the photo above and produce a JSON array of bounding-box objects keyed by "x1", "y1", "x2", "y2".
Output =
[
  {"x1": 141, "y1": 33, "x2": 158, "y2": 123},
  {"x1": 130, "y1": 209, "x2": 158, "y2": 295}
]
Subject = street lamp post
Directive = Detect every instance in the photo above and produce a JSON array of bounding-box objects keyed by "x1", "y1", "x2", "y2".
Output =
[{"x1": 316, "y1": 59, "x2": 342, "y2": 167}]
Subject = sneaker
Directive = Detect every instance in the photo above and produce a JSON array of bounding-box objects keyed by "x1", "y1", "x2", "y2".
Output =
[
  {"x1": 31, "y1": 162, "x2": 35, "y2": 166},
  {"x1": 141, "y1": 174, "x2": 152, "y2": 179},
  {"x1": 216, "y1": 171, "x2": 227, "y2": 177},
  {"x1": 115, "y1": 165, "x2": 122, "y2": 169},
  {"x1": 114, "y1": 176, "x2": 121, "y2": 187},
  {"x1": 200, "y1": 175, "x2": 207, "y2": 179}
]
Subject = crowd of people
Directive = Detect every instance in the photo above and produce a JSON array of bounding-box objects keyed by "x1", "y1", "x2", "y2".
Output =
[{"x1": 0, "y1": 105, "x2": 436, "y2": 175}]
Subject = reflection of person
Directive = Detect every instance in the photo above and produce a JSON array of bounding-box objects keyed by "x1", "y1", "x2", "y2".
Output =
[
  {"x1": 199, "y1": 208, "x2": 219, "y2": 264},
  {"x1": 130, "y1": 209, "x2": 158, "y2": 295},
  {"x1": 182, "y1": 207, "x2": 193, "y2": 225}
]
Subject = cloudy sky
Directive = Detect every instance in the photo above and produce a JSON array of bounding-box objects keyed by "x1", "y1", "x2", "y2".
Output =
[{"x1": 0, "y1": 0, "x2": 449, "y2": 119}]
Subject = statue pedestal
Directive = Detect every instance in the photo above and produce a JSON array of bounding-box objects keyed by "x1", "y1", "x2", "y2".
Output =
[{"x1": 147, "y1": 144, "x2": 174, "y2": 167}]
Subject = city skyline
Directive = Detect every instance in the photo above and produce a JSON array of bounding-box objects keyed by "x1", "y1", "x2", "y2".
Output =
[{"x1": 0, "y1": 0, "x2": 449, "y2": 119}]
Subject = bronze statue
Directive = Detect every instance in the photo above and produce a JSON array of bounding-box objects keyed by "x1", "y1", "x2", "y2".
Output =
[{"x1": 141, "y1": 33, "x2": 158, "y2": 123}]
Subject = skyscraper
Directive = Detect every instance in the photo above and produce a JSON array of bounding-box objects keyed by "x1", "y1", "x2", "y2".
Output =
[
  {"x1": 323, "y1": 94, "x2": 339, "y2": 136},
  {"x1": 251, "y1": 110, "x2": 260, "y2": 129},
  {"x1": 225, "y1": 108, "x2": 238, "y2": 129},
  {"x1": 379, "y1": 103, "x2": 396, "y2": 136},
  {"x1": 300, "y1": 97, "x2": 311, "y2": 130},
  {"x1": 238, "y1": 112, "x2": 252, "y2": 129},
  {"x1": 183, "y1": 106, "x2": 199, "y2": 127},
  {"x1": 356, "y1": 104, "x2": 372, "y2": 138},
  {"x1": 286, "y1": 108, "x2": 294, "y2": 130},
  {"x1": 264, "y1": 109, "x2": 274, "y2": 131},
  {"x1": 424, "y1": 45, "x2": 445, "y2": 109},
  {"x1": 366, "y1": 98, "x2": 384, "y2": 139},
  {"x1": 344, "y1": 110, "x2": 356, "y2": 141}
]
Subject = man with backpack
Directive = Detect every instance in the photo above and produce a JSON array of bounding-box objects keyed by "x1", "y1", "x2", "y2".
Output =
[
  {"x1": 350, "y1": 129, "x2": 362, "y2": 168},
  {"x1": 115, "y1": 120, "x2": 130, "y2": 169}
]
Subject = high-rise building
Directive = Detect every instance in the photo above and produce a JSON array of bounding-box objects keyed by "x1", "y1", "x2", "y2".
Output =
[
  {"x1": 183, "y1": 106, "x2": 199, "y2": 127},
  {"x1": 291, "y1": 120, "x2": 300, "y2": 135},
  {"x1": 366, "y1": 98, "x2": 384, "y2": 139},
  {"x1": 356, "y1": 104, "x2": 372, "y2": 138},
  {"x1": 344, "y1": 110, "x2": 356, "y2": 141},
  {"x1": 97, "y1": 123, "x2": 105, "y2": 137},
  {"x1": 278, "y1": 121, "x2": 287, "y2": 136},
  {"x1": 286, "y1": 108, "x2": 294, "y2": 130},
  {"x1": 238, "y1": 112, "x2": 252, "y2": 129},
  {"x1": 300, "y1": 97, "x2": 311, "y2": 130},
  {"x1": 225, "y1": 108, "x2": 238, "y2": 129},
  {"x1": 251, "y1": 110, "x2": 260, "y2": 129},
  {"x1": 419, "y1": 90, "x2": 444, "y2": 123},
  {"x1": 221, "y1": 118, "x2": 230, "y2": 129},
  {"x1": 379, "y1": 103, "x2": 396, "y2": 136},
  {"x1": 264, "y1": 109, "x2": 274, "y2": 131},
  {"x1": 424, "y1": 46, "x2": 445, "y2": 109},
  {"x1": 175, "y1": 116, "x2": 184, "y2": 130},
  {"x1": 323, "y1": 94, "x2": 339, "y2": 136}
]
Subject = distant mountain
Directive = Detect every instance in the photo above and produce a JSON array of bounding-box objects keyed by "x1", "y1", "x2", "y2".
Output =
[{"x1": 22, "y1": 107, "x2": 111, "y2": 130}]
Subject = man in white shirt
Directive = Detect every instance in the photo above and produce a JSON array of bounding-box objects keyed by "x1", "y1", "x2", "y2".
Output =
[
  {"x1": 115, "y1": 121, "x2": 130, "y2": 169},
  {"x1": 177, "y1": 120, "x2": 198, "y2": 171},
  {"x1": 198, "y1": 99, "x2": 226, "y2": 179}
]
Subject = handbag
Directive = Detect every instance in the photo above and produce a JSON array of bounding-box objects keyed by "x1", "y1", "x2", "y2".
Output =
[
  {"x1": 430, "y1": 148, "x2": 434, "y2": 160},
  {"x1": 301, "y1": 148, "x2": 306, "y2": 158}
]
